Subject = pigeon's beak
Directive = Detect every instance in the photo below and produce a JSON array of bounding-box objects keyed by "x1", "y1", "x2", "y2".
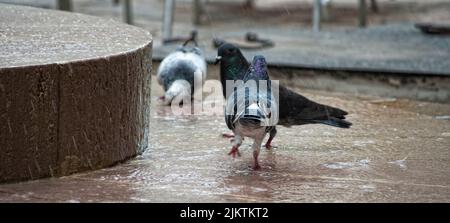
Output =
[{"x1": 214, "y1": 56, "x2": 222, "y2": 65}]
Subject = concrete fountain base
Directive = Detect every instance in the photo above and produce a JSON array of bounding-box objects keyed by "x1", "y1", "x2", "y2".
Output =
[{"x1": 0, "y1": 4, "x2": 153, "y2": 183}]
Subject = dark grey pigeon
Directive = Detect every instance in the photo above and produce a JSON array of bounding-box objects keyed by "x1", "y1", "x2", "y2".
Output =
[
  {"x1": 225, "y1": 55, "x2": 278, "y2": 169},
  {"x1": 157, "y1": 39, "x2": 207, "y2": 105},
  {"x1": 216, "y1": 43, "x2": 351, "y2": 148}
]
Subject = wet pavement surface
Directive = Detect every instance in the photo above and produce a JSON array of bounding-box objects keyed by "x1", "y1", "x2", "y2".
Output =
[{"x1": 0, "y1": 73, "x2": 449, "y2": 202}]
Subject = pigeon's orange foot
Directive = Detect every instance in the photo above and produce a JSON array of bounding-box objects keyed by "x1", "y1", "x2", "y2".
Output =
[
  {"x1": 264, "y1": 143, "x2": 277, "y2": 150},
  {"x1": 228, "y1": 146, "x2": 241, "y2": 158},
  {"x1": 264, "y1": 138, "x2": 276, "y2": 150},
  {"x1": 157, "y1": 96, "x2": 166, "y2": 104},
  {"x1": 222, "y1": 133, "x2": 235, "y2": 139}
]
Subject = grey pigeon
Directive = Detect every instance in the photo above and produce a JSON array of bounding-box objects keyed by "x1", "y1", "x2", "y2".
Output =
[
  {"x1": 216, "y1": 43, "x2": 351, "y2": 148},
  {"x1": 225, "y1": 55, "x2": 278, "y2": 169},
  {"x1": 157, "y1": 39, "x2": 207, "y2": 105}
]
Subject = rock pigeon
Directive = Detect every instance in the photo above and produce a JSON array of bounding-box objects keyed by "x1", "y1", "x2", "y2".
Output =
[
  {"x1": 157, "y1": 38, "x2": 207, "y2": 105},
  {"x1": 225, "y1": 55, "x2": 278, "y2": 169},
  {"x1": 216, "y1": 43, "x2": 351, "y2": 148}
]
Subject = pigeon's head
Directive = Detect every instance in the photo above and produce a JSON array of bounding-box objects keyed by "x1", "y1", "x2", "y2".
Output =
[
  {"x1": 251, "y1": 55, "x2": 269, "y2": 80},
  {"x1": 252, "y1": 55, "x2": 267, "y2": 69},
  {"x1": 215, "y1": 43, "x2": 244, "y2": 65}
]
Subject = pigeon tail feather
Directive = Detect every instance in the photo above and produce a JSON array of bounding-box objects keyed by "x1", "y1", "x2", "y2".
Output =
[{"x1": 312, "y1": 118, "x2": 352, "y2": 128}]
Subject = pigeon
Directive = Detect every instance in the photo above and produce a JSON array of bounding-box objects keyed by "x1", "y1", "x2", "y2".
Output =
[
  {"x1": 225, "y1": 55, "x2": 278, "y2": 169},
  {"x1": 216, "y1": 43, "x2": 351, "y2": 148},
  {"x1": 215, "y1": 43, "x2": 249, "y2": 99},
  {"x1": 157, "y1": 37, "x2": 207, "y2": 105}
]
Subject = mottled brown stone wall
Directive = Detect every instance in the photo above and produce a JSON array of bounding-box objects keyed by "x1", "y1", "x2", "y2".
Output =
[{"x1": 0, "y1": 44, "x2": 152, "y2": 183}]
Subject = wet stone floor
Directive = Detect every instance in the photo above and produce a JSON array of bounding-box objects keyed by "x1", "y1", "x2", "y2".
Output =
[{"x1": 1, "y1": 75, "x2": 450, "y2": 202}]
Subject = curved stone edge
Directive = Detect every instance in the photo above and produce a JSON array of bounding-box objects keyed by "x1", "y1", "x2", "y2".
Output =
[{"x1": 0, "y1": 41, "x2": 152, "y2": 183}]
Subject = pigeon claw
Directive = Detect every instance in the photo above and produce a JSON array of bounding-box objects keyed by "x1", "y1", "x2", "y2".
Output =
[
  {"x1": 264, "y1": 137, "x2": 276, "y2": 150},
  {"x1": 252, "y1": 163, "x2": 261, "y2": 170},
  {"x1": 228, "y1": 146, "x2": 241, "y2": 158},
  {"x1": 264, "y1": 143, "x2": 277, "y2": 150}
]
